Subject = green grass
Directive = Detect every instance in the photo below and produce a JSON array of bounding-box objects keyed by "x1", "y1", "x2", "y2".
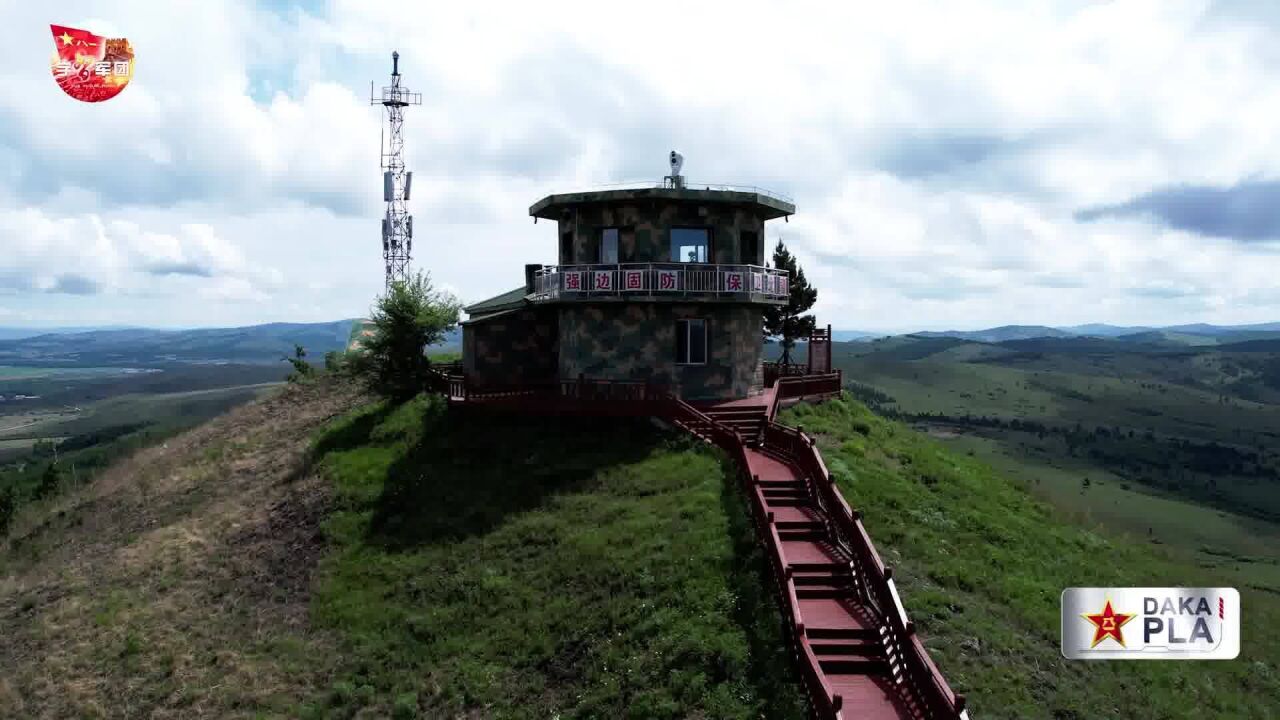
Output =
[
  {"x1": 305, "y1": 394, "x2": 806, "y2": 719},
  {"x1": 781, "y1": 396, "x2": 1280, "y2": 719},
  {"x1": 934, "y1": 431, "x2": 1280, "y2": 594},
  {"x1": 842, "y1": 356, "x2": 1280, "y2": 446}
]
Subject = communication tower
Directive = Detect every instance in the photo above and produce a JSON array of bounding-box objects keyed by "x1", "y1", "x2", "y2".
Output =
[{"x1": 370, "y1": 51, "x2": 422, "y2": 288}]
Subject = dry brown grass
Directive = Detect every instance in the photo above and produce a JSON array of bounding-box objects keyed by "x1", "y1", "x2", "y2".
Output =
[{"x1": 0, "y1": 377, "x2": 364, "y2": 719}]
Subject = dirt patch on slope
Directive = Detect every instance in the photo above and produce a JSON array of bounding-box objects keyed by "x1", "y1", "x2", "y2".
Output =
[{"x1": 0, "y1": 377, "x2": 364, "y2": 718}]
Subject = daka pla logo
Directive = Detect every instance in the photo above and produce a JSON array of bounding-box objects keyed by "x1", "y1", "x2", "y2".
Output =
[
  {"x1": 1062, "y1": 587, "x2": 1239, "y2": 660},
  {"x1": 50, "y1": 24, "x2": 134, "y2": 102}
]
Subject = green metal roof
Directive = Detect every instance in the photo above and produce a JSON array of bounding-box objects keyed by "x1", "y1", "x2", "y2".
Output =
[
  {"x1": 464, "y1": 286, "x2": 528, "y2": 317},
  {"x1": 461, "y1": 306, "x2": 523, "y2": 326},
  {"x1": 529, "y1": 186, "x2": 796, "y2": 221}
]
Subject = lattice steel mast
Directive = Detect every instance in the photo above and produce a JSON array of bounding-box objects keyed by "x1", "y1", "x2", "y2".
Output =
[{"x1": 370, "y1": 51, "x2": 421, "y2": 289}]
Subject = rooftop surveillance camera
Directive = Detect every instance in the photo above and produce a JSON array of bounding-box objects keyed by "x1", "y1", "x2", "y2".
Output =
[{"x1": 669, "y1": 150, "x2": 684, "y2": 176}]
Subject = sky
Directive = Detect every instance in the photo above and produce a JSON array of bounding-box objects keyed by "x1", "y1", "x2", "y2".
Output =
[{"x1": 2, "y1": 0, "x2": 1279, "y2": 333}]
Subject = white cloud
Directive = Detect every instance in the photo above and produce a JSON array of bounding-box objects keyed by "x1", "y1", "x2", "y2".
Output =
[{"x1": 0, "y1": 0, "x2": 1278, "y2": 330}]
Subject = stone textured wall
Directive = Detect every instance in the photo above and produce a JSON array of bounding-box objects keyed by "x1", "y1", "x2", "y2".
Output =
[
  {"x1": 558, "y1": 303, "x2": 763, "y2": 400},
  {"x1": 462, "y1": 307, "x2": 559, "y2": 387},
  {"x1": 556, "y1": 202, "x2": 765, "y2": 266}
]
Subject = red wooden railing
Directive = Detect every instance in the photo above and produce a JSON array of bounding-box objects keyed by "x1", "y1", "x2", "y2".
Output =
[
  {"x1": 763, "y1": 360, "x2": 808, "y2": 387},
  {"x1": 768, "y1": 382, "x2": 967, "y2": 719}
]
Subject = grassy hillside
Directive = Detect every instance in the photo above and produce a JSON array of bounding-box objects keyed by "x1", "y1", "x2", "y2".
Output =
[
  {"x1": 836, "y1": 336, "x2": 1280, "y2": 525},
  {"x1": 780, "y1": 397, "x2": 1279, "y2": 719},
  {"x1": 306, "y1": 395, "x2": 805, "y2": 718},
  {"x1": 0, "y1": 379, "x2": 807, "y2": 718},
  {"x1": 6, "y1": 370, "x2": 1275, "y2": 718}
]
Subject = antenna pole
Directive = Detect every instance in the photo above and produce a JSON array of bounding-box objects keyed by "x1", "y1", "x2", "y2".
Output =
[{"x1": 370, "y1": 50, "x2": 422, "y2": 290}]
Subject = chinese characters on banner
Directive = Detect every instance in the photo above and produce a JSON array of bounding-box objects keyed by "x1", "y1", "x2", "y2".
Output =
[
  {"x1": 722, "y1": 271, "x2": 745, "y2": 292},
  {"x1": 751, "y1": 272, "x2": 765, "y2": 293},
  {"x1": 563, "y1": 271, "x2": 583, "y2": 291},
  {"x1": 592, "y1": 270, "x2": 614, "y2": 291},
  {"x1": 657, "y1": 270, "x2": 679, "y2": 291},
  {"x1": 623, "y1": 270, "x2": 645, "y2": 290}
]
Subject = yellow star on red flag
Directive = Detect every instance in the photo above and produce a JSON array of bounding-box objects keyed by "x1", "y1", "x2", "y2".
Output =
[{"x1": 1082, "y1": 599, "x2": 1135, "y2": 648}]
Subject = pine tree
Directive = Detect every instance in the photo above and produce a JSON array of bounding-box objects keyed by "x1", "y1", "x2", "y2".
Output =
[{"x1": 762, "y1": 239, "x2": 818, "y2": 365}]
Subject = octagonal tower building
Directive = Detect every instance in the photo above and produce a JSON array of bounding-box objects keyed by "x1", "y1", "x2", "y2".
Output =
[{"x1": 461, "y1": 164, "x2": 794, "y2": 401}]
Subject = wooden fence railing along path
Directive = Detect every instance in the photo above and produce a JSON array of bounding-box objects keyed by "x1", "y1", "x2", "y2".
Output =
[{"x1": 424, "y1": 364, "x2": 968, "y2": 719}]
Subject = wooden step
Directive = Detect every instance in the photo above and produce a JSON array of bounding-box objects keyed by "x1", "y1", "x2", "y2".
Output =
[
  {"x1": 791, "y1": 569, "x2": 852, "y2": 586},
  {"x1": 807, "y1": 626, "x2": 878, "y2": 641},
  {"x1": 776, "y1": 519, "x2": 823, "y2": 531},
  {"x1": 778, "y1": 529, "x2": 825, "y2": 541},
  {"x1": 796, "y1": 586, "x2": 857, "y2": 599},
  {"x1": 788, "y1": 561, "x2": 849, "y2": 573},
  {"x1": 762, "y1": 496, "x2": 808, "y2": 507},
  {"x1": 818, "y1": 656, "x2": 890, "y2": 675},
  {"x1": 810, "y1": 637, "x2": 881, "y2": 658}
]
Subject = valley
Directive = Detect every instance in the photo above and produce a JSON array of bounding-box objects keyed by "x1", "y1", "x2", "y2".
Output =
[{"x1": 828, "y1": 332, "x2": 1280, "y2": 606}]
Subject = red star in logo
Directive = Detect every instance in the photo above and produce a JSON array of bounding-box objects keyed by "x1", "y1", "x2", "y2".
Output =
[{"x1": 1082, "y1": 599, "x2": 1135, "y2": 648}]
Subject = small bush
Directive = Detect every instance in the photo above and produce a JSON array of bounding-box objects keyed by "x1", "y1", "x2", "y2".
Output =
[
  {"x1": 353, "y1": 272, "x2": 460, "y2": 402},
  {"x1": 35, "y1": 464, "x2": 62, "y2": 500},
  {"x1": 324, "y1": 350, "x2": 347, "y2": 373},
  {"x1": 283, "y1": 344, "x2": 315, "y2": 383}
]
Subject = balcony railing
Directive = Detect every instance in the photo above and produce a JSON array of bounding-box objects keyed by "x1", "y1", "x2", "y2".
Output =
[{"x1": 531, "y1": 263, "x2": 790, "y2": 304}]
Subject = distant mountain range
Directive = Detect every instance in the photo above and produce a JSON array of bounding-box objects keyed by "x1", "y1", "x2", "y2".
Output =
[
  {"x1": 3, "y1": 318, "x2": 1277, "y2": 365},
  {"x1": 0, "y1": 321, "x2": 361, "y2": 365},
  {"x1": 0, "y1": 326, "x2": 142, "y2": 341},
  {"x1": 837, "y1": 322, "x2": 1280, "y2": 345}
]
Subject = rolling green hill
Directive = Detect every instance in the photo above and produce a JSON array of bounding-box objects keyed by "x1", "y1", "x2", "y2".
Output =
[
  {"x1": 780, "y1": 398, "x2": 1279, "y2": 719},
  {"x1": 3, "y1": 376, "x2": 1277, "y2": 717}
]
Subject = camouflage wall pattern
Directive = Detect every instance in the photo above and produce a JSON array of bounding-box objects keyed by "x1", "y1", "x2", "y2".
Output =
[
  {"x1": 558, "y1": 303, "x2": 764, "y2": 400},
  {"x1": 556, "y1": 201, "x2": 766, "y2": 266},
  {"x1": 462, "y1": 307, "x2": 558, "y2": 387}
]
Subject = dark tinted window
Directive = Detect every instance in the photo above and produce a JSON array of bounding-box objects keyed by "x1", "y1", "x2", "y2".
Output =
[
  {"x1": 740, "y1": 230, "x2": 759, "y2": 264},
  {"x1": 676, "y1": 318, "x2": 707, "y2": 364}
]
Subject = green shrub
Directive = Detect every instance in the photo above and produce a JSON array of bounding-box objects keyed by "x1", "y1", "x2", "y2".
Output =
[
  {"x1": 283, "y1": 344, "x2": 315, "y2": 383},
  {"x1": 35, "y1": 464, "x2": 62, "y2": 500},
  {"x1": 353, "y1": 272, "x2": 460, "y2": 402}
]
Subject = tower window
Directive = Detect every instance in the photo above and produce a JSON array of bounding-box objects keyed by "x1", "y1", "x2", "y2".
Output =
[
  {"x1": 600, "y1": 227, "x2": 619, "y2": 264},
  {"x1": 740, "y1": 230, "x2": 759, "y2": 265},
  {"x1": 561, "y1": 232, "x2": 573, "y2": 264},
  {"x1": 675, "y1": 318, "x2": 707, "y2": 365},
  {"x1": 671, "y1": 228, "x2": 710, "y2": 263}
]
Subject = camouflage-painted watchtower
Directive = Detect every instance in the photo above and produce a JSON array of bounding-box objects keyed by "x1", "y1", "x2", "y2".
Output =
[{"x1": 461, "y1": 180, "x2": 795, "y2": 400}]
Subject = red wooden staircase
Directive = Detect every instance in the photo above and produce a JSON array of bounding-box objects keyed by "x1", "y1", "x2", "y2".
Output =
[
  {"x1": 703, "y1": 405, "x2": 769, "y2": 444},
  {"x1": 429, "y1": 366, "x2": 969, "y2": 719},
  {"x1": 671, "y1": 382, "x2": 969, "y2": 720}
]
